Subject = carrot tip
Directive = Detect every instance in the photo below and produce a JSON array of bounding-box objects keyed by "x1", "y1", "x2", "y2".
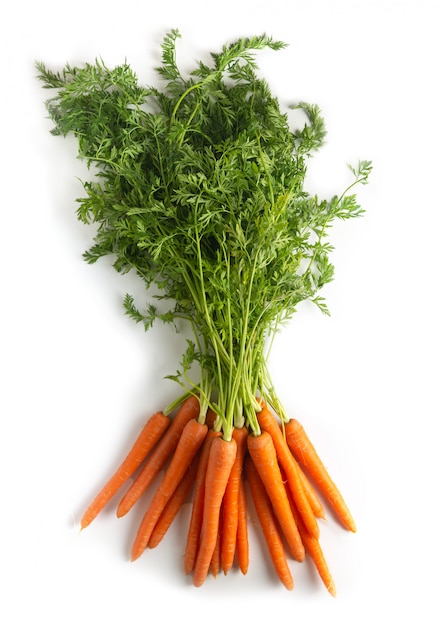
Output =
[
  {"x1": 116, "y1": 503, "x2": 130, "y2": 518},
  {"x1": 328, "y1": 582, "x2": 337, "y2": 597},
  {"x1": 343, "y1": 518, "x2": 357, "y2": 533},
  {"x1": 130, "y1": 547, "x2": 145, "y2": 562}
]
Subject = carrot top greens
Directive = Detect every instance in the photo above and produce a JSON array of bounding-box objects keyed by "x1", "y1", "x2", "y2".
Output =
[{"x1": 37, "y1": 30, "x2": 371, "y2": 441}]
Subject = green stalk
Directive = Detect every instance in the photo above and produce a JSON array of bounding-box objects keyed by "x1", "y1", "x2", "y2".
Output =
[{"x1": 38, "y1": 31, "x2": 370, "y2": 444}]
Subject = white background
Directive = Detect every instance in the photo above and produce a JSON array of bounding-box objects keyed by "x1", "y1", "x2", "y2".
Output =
[{"x1": 2, "y1": 0, "x2": 441, "y2": 623}]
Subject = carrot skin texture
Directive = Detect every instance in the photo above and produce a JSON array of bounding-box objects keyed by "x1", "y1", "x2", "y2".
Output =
[
  {"x1": 209, "y1": 510, "x2": 222, "y2": 578},
  {"x1": 131, "y1": 419, "x2": 208, "y2": 560},
  {"x1": 247, "y1": 431, "x2": 305, "y2": 562},
  {"x1": 80, "y1": 410, "x2": 170, "y2": 529},
  {"x1": 297, "y1": 463, "x2": 326, "y2": 519},
  {"x1": 236, "y1": 472, "x2": 249, "y2": 574},
  {"x1": 184, "y1": 429, "x2": 222, "y2": 575},
  {"x1": 204, "y1": 408, "x2": 218, "y2": 430},
  {"x1": 285, "y1": 418, "x2": 356, "y2": 532},
  {"x1": 147, "y1": 453, "x2": 200, "y2": 549},
  {"x1": 287, "y1": 489, "x2": 336, "y2": 596},
  {"x1": 245, "y1": 456, "x2": 294, "y2": 590},
  {"x1": 220, "y1": 426, "x2": 248, "y2": 574},
  {"x1": 117, "y1": 395, "x2": 200, "y2": 518},
  {"x1": 192, "y1": 436, "x2": 237, "y2": 587},
  {"x1": 257, "y1": 405, "x2": 319, "y2": 539}
]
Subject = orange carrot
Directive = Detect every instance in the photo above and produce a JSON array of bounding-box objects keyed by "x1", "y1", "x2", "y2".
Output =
[
  {"x1": 209, "y1": 508, "x2": 222, "y2": 578},
  {"x1": 285, "y1": 418, "x2": 356, "y2": 532},
  {"x1": 205, "y1": 408, "x2": 218, "y2": 430},
  {"x1": 131, "y1": 418, "x2": 208, "y2": 561},
  {"x1": 184, "y1": 429, "x2": 222, "y2": 575},
  {"x1": 247, "y1": 430, "x2": 305, "y2": 562},
  {"x1": 117, "y1": 395, "x2": 200, "y2": 517},
  {"x1": 192, "y1": 436, "x2": 237, "y2": 587},
  {"x1": 220, "y1": 426, "x2": 248, "y2": 574},
  {"x1": 147, "y1": 453, "x2": 200, "y2": 549},
  {"x1": 245, "y1": 456, "x2": 294, "y2": 591},
  {"x1": 80, "y1": 410, "x2": 170, "y2": 529},
  {"x1": 236, "y1": 471, "x2": 249, "y2": 575},
  {"x1": 257, "y1": 405, "x2": 319, "y2": 539},
  {"x1": 297, "y1": 462, "x2": 326, "y2": 520},
  {"x1": 287, "y1": 488, "x2": 336, "y2": 596}
]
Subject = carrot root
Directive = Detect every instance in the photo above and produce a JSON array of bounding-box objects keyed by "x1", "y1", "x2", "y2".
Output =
[
  {"x1": 220, "y1": 426, "x2": 248, "y2": 574},
  {"x1": 147, "y1": 454, "x2": 200, "y2": 549},
  {"x1": 80, "y1": 410, "x2": 170, "y2": 529},
  {"x1": 117, "y1": 395, "x2": 200, "y2": 518},
  {"x1": 80, "y1": 397, "x2": 354, "y2": 594},
  {"x1": 192, "y1": 436, "x2": 237, "y2": 587},
  {"x1": 247, "y1": 430, "x2": 305, "y2": 562},
  {"x1": 236, "y1": 472, "x2": 249, "y2": 575},
  {"x1": 184, "y1": 429, "x2": 222, "y2": 576},
  {"x1": 257, "y1": 405, "x2": 319, "y2": 540},
  {"x1": 245, "y1": 456, "x2": 294, "y2": 590},
  {"x1": 131, "y1": 418, "x2": 208, "y2": 561},
  {"x1": 285, "y1": 418, "x2": 356, "y2": 532},
  {"x1": 288, "y1": 489, "x2": 337, "y2": 596}
]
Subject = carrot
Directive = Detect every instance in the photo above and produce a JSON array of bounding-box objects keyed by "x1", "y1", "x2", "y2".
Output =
[
  {"x1": 131, "y1": 418, "x2": 208, "y2": 561},
  {"x1": 147, "y1": 453, "x2": 200, "y2": 549},
  {"x1": 192, "y1": 436, "x2": 237, "y2": 587},
  {"x1": 236, "y1": 471, "x2": 249, "y2": 575},
  {"x1": 247, "y1": 430, "x2": 305, "y2": 562},
  {"x1": 245, "y1": 456, "x2": 294, "y2": 590},
  {"x1": 287, "y1": 488, "x2": 336, "y2": 596},
  {"x1": 205, "y1": 408, "x2": 218, "y2": 430},
  {"x1": 297, "y1": 463, "x2": 326, "y2": 520},
  {"x1": 80, "y1": 410, "x2": 170, "y2": 529},
  {"x1": 209, "y1": 509, "x2": 222, "y2": 578},
  {"x1": 220, "y1": 426, "x2": 248, "y2": 574},
  {"x1": 117, "y1": 395, "x2": 200, "y2": 517},
  {"x1": 285, "y1": 418, "x2": 356, "y2": 532},
  {"x1": 257, "y1": 404, "x2": 319, "y2": 540},
  {"x1": 184, "y1": 429, "x2": 222, "y2": 575}
]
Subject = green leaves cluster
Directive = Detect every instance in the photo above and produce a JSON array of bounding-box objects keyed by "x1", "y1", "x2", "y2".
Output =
[{"x1": 37, "y1": 30, "x2": 371, "y2": 438}]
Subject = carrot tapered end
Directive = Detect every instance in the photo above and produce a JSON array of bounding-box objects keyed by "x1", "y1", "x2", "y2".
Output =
[{"x1": 327, "y1": 581, "x2": 337, "y2": 597}]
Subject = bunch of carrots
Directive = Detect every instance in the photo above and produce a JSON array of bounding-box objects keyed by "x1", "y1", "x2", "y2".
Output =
[
  {"x1": 38, "y1": 31, "x2": 367, "y2": 594},
  {"x1": 80, "y1": 393, "x2": 356, "y2": 593}
]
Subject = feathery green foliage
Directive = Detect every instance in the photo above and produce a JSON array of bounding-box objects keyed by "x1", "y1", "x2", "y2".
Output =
[{"x1": 37, "y1": 31, "x2": 371, "y2": 438}]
